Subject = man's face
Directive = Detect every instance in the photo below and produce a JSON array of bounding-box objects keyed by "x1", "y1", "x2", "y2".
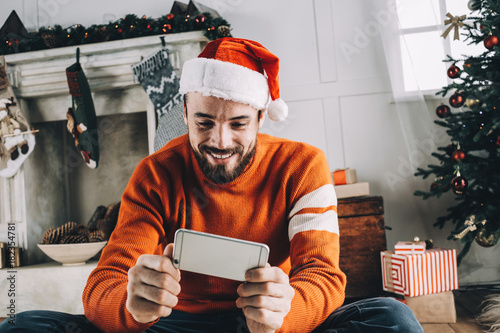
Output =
[{"x1": 183, "y1": 92, "x2": 264, "y2": 184}]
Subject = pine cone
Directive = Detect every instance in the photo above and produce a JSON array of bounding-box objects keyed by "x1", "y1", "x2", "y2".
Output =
[
  {"x1": 47, "y1": 227, "x2": 63, "y2": 244},
  {"x1": 41, "y1": 228, "x2": 55, "y2": 244},
  {"x1": 89, "y1": 230, "x2": 106, "y2": 243},
  {"x1": 58, "y1": 221, "x2": 78, "y2": 236},
  {"x1": 61, "y1": 234, "x2": 89, "y2": 244},
  {"x1": 217, "y1": 25, "x2": 231, "y2": 37},
  {"x1": 42, "y1": 32, "x2": 63, "y2": 48}
]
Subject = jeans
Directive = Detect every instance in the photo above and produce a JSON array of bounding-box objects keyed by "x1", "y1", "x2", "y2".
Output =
[{"x1": 0, "y1": 297, "x2": 423, "y2": 333}]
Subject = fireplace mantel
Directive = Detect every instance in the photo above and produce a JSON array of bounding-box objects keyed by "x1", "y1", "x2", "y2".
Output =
[{"x1": 0, "y1": 32, "x2": 207, "y2": 267}]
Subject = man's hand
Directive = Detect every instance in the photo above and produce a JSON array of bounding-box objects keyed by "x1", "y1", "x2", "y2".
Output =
[
  {"x1": 126, "y1": 243, "x2": 181, "y2": 323},
  {"x1": 236, "y1": 264, "x2": 295, "y2": 333}
]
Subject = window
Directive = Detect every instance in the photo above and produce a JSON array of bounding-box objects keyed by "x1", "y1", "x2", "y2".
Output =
[{"x1": 397, "y1": 0, "x2": 484, "y2": 93}]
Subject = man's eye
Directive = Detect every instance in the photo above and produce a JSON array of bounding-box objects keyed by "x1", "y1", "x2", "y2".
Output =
[
  {"x1": 232, "y1": 123, "x2": 247, "y2": 128},
  {"x1": 197, "y1": 122, "x2": 213, "y2": 128}
]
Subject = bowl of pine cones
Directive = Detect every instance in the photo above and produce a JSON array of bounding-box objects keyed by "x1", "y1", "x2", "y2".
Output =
[{"x1": 37, "y1": 203, "x2": 119, "y2": 266}]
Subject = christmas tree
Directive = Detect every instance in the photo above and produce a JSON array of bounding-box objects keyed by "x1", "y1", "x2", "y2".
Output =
[{"x1": 414, "y1": 0, "x2": 500, "y2": 264}]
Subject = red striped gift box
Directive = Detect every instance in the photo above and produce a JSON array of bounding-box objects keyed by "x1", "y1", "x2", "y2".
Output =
[{"x1": 380, "y1": 248, "x2": 459, "y2": 297}]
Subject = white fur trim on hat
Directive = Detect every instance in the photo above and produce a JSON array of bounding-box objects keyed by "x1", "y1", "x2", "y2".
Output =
[{"x1": 179, "y1": 58, "x2": 269, "y2": 111}]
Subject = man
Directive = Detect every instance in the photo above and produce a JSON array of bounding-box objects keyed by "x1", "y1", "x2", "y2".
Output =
[{"x1": 0, "y1": 38, "x2": 422, "y2": 333}]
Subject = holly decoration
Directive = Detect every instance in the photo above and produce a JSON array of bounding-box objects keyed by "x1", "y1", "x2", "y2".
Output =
[
  {"x1": 449, "y1": 91, "x2": 465, "y2": 108},
  {"x1": 484, "y1": 34, "x2": 499, "y2": 50},
  {"x1": 436, "y1": 104, "x2": 451, "y2": 118},
  {"x1": 447, "y1": 65, "x2": 460, "y2": 78}
]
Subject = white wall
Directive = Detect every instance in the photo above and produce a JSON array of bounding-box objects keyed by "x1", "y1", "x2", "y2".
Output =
[{"x1": 2, "y1": 0, "x2": 498, "y2": 285}]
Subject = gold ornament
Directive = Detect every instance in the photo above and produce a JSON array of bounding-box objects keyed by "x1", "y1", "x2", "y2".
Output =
[
  {"x1": 465, "y1": 98, "x2": 481, "y2": 108},
  {"x1": 441, "y1": 13, "x2": 466, "y2": 40},
  {"x1": 475, "y1": 226, "x2": 499, "y2": 247}
]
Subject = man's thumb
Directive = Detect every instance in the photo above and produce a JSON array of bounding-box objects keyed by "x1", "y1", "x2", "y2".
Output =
[{"x1": 164, "y1": 243, "x2": 174, "y2": 258}]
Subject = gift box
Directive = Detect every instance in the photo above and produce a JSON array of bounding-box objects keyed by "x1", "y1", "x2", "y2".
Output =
[
  {"x1": 394, "y1": 241, "x2": 426, "y2": 255},
  {"x1": 405, "y1": 290, "x2": 456, "y2": 323},
  {"x1": 381, "y1": 248, "x2": 459, "y2": 297},
  {"x1": 332, "y1": 168, "x2": 357, "y2": 185}
]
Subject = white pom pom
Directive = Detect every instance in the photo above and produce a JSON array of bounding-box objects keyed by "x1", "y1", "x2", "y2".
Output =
[{"x1": 267, "y1": 98, "x2": 288, "y2": 121}]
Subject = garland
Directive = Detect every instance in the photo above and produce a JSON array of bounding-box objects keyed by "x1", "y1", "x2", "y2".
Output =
[{"x1": 0, "y1": 12, "x2": 231, "y2": 55}]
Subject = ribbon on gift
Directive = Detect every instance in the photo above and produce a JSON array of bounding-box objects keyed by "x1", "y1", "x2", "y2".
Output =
[{"x1": 441, "y1": 13, "x2": 466, "y2": 40}]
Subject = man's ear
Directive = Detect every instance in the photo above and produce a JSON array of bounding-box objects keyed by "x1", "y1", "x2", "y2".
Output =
[
  {"x1": 183, "y1": 100, "x2": 188, "y2": 125},
  {"x1": 258, "y1": 110, "x2": 265, "y2": 129}
]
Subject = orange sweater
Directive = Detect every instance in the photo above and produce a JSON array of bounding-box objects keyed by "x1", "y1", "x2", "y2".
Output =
[{"x1": 83, "y1": 133, "x2": 346, "y2": 333}]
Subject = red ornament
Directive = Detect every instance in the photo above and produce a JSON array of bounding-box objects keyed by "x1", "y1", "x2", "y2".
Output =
[
  {"x1": 447, "y1": 65, "x2": 460, "y2": 79},
  {"x1": 195, "y1": 14, "x2": 207, "y2": 27},
  {"x1": 496, "y1": 136, "x2": 500, "y2": 147},
  {"x1": 452, "y1": 149, "x2": 466, "y2": 161},
  {"x1": 484, "y1": 35, "x2": 499, "y2": 50},
  {"x1": 449, "y1": 92, "x2": 465, "y2": 108},
  {"x1": 167, "y1": 13, "x2": 174, "y2": 20},
  {"x1": 436, "y1": 104, "x2": 451, "y2": 118},
  {"x1": 451, "y1": 176, "x2": 468, "y2": 195}
]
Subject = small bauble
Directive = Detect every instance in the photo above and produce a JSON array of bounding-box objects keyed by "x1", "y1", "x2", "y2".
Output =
[
  {"x1": 447, "y1": 65, "x2": 460, "y2": 79},
  {"x1": 475, "y1": 227, "x2": 499, "y2": 247},
  {"x1": 468, "y1": 0, "x2": 481, "y2": 11},
  {"x1": 452, "y1": 149, "x2": 466, "y2": 161},
  {"x1": 167, "y1": 13, "x2": 174, "y2": 20},
  {"x1": 449, "y1": 91, "x2": 465, "y2": 108},
  {"x1": 465, "y1": 98, "x2": 482, "y2": 108},
  {"x1": 451, "y1": 176, "x2": 468, "y2": 195},
  {"x1": 436, "y1": 104, "x2": 451, "y2": 118},
  {"x1": 484, "y1": 35, "x2": 499, "y2": 50},
  {"x1": 195, "y1": 14, "x2": 207, "y2": 27},
  {"x1": 445, "y1": 143, "x2": 457, "y2": 156}
]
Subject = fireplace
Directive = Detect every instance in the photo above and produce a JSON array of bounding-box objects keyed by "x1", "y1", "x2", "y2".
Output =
[{"x1": 0, "y1": 31, "x2": 207, "y2": 266}]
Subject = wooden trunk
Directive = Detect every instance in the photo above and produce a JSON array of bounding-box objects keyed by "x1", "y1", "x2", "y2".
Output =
[{"x1": 338, "y1": 196, "x2": 387, "y2": 299}]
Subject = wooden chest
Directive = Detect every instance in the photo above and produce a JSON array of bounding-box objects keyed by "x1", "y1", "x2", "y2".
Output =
[{"x1": 337, "y1": 196, "x2": 386, "y2": 299}]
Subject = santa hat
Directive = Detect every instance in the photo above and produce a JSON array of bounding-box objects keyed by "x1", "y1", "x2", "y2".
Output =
[{"x1": 179, "y1": 37, "x2": 288, "y2": 121}]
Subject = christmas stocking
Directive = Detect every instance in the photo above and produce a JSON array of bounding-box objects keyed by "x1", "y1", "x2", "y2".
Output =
[
  {"x1": 66, "y1": 48, "x2": 99, "y2": 169},
  {"x1": 132, "y1": 44, "x2": 187, "y2": 151},
  {"x1": 0, "y1": 57, "x2": 36, "y2": 178}
]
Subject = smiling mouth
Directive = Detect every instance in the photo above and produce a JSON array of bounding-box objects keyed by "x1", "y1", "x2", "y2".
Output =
[{"x1": 210, "y1": 152, "x2": 234, "y2": 159}]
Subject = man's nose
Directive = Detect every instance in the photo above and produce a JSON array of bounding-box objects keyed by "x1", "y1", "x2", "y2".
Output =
[{"x1": 210, "y1": 125, "x2": 233, "y2": 149}]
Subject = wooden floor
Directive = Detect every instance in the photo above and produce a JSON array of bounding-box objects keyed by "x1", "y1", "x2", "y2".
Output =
[{"x1": 422, "y1": 288, "x2": 500, "y2": 333}]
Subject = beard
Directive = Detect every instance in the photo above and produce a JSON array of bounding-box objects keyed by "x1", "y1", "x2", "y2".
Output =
[{"x1": 192, "y1": 141, "x2": 257, "y2": 185}]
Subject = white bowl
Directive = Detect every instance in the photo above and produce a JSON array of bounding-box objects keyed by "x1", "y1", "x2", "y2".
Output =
[{"x1": 37, "y1": 241, "x2": 107, "y2": 266}]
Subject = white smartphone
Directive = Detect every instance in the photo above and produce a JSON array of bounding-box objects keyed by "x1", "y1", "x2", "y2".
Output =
[{"x1": 172, "y1": 229, "x2": 270, "y2": 281}]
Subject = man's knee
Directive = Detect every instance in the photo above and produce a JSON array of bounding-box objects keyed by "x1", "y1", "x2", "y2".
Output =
[{"x1": 369, "y1": 297, "x2": 423, "y2": 332}]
